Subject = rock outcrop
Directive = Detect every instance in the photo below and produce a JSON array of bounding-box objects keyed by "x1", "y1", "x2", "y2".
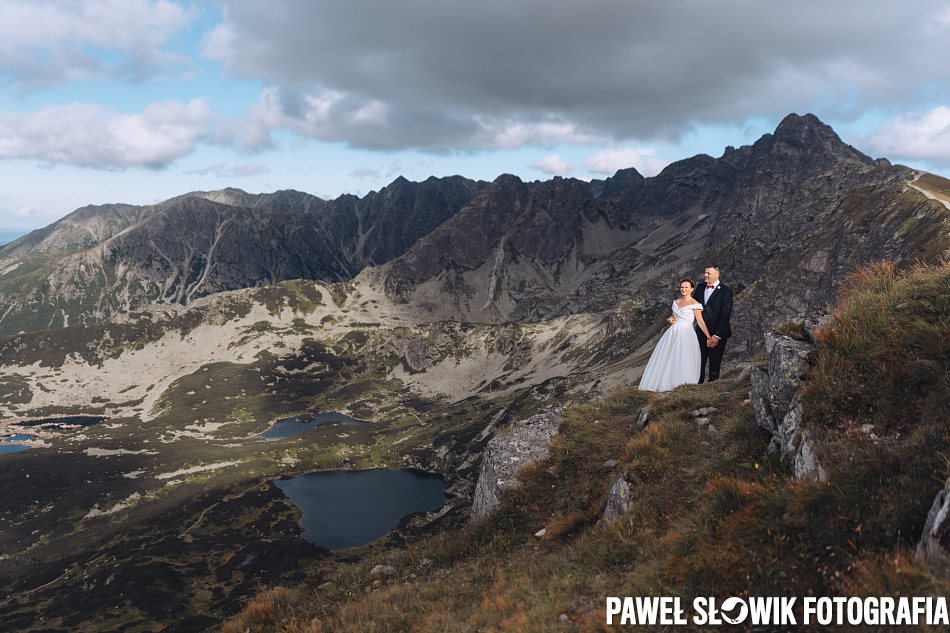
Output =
[
  {"x1": 470, "y1": 408, "x2": 563, "y2": 521},
  {"x1": 601, "y1": 477, "x2": 633, "y2": 524},
  {"x1": 917, "y1": 475, "x2": 950, "y2": 561},
  {"x1": 751, "y1": 332, "x2": 826, "y2": 481}
]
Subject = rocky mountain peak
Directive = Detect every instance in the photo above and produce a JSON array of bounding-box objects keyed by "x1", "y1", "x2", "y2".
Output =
[
  {"x1": 749, "y1": 112, "x2": 874, "y2": 170},
  {"x1": 600, "y1": 167, "x2": 645, "y2": 197},
  {"x1": 178, "y1": 187, "x2": 258, "y2": 208}
]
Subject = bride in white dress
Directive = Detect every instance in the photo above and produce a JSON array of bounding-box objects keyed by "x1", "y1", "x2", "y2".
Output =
[{"x1": 639, "y1": 279, "x2": 712, "y2": 392}]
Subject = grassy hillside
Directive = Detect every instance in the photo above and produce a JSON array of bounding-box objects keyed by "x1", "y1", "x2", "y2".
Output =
[{"x1": 223, "y1": 261, "x2": 950, "y2": 632}]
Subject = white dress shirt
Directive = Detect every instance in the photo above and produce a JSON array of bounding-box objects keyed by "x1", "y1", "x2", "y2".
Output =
[{"x1": 704, "y1": 281, "x2": 720, "y2": 339}]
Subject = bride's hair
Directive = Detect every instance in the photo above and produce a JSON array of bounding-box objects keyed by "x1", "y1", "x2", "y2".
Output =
[{"x1": 679, "y1": 279, "x2": 694, "y2": 288}]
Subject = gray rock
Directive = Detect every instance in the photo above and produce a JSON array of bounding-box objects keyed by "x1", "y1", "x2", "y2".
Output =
[
  {"x1": 471, "y1": 408, "x2": 563, "y2": 521},
  {"x1": 737, "y1": 365, "x2": 753, "y2": 383},
  {"x1": 636, "y1": 407, "x2": 649, "y2": 430},
  {"x1": 694, "y1": 417, "x2": 711, "y2": 426},
  {"x1": 690, "y1": 409, "x2": 702, "y2": 417},
  {"x1": 603, "y1": 459, "x2": 618, "y2": 469},
  {"x1": 534, "y1": 527, "x2": 547, "y2": 538},
  {"x1": 370, "y1": 564, "x2": 396, "y2": 577},
  {"x1": 751, "y1": 332, "x2": 826, "y2": 482},
  {"x1": 601, "y1": 477, "x2": 633, "y2": 523},
  {"x1": 917, "y1": 476, "x2": 950, "y2": 561},
  {"x1": 793, "y1": 426, "x2": 826, "y2": 482}
]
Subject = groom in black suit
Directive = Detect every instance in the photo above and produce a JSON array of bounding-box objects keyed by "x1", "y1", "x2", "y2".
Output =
[{"x1": 691, "y1": 265, "x2": 733, "y2": 382}]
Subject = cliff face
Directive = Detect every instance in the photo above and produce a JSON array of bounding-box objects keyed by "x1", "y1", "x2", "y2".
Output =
[{"x1": 751, "y1": 331, "x2": 826, "y2": 481}]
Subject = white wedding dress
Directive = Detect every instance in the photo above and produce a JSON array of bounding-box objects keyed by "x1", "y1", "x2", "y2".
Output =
[{"x1": 638, "y1": 301, "x2": 702, "y2": 392}]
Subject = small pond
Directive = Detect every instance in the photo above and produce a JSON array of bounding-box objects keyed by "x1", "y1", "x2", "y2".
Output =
[
  {"x1": 273, "y1": 468, "x2": 446, "y2": 550},
  {"x1": 256, "y1": 411, "x2": 367, "y2": 441},
  {"x1": 0, "y1": 433, "x2": 36, "y2": 454},
  {"x1": 20, "y1": 415, "x2": 107, "y2": 429}
]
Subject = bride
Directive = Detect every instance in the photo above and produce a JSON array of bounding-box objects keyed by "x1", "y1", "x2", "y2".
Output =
[{"x1": 638, "y1": 279, "x2": 712, "y2": 392}]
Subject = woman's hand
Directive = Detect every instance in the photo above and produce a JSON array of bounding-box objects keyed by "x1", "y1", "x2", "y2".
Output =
[{"x1": 667, "y1": 316, "x2": 676, "y2": 325}]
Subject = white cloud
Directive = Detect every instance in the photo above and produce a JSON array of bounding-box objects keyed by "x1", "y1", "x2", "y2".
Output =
[
  {"x1": 531, "y1": 154, "x2": 573, "y2": 175},
  {"x1": 10, "y1": 207, "x2": 52, "y2": 218},
  {"x1": 0, "y1": 99, "x2": 215, "y2": 168},
  {"x1": 482, "y1": 120, "x2": 603, "y2": 149},
  {"x1": 0, "y1": 0, "x2": 193, "y2": 87},
  {"x1": 227, "y1": 86, "x2": 609, "y2": 152},
  {"x1": 870, "y1": 106, "x2": 950, "y2": 162},
  {"x1": 200, "y1": 0, "x2": 950, "y2": 150},
  {"x1": 187, "y1": 162, "x2": 270, "y2": 178},
  {"x1": 584, "y1": 147, "x2": 668, "y2": 177},
  {"x1": 348, "y1": 167, "x2": 381, "y2": 180}
]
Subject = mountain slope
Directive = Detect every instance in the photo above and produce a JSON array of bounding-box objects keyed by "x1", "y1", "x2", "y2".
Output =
[
  {"x1": 0, "y1": 176, "x2": 484, "y2": 334},
  {"x1": 222, "y1": 261, "x2": 950, "y2": 633},
  {"x1": 376, "y1": 114, "x2": 950, "y2": 354}
]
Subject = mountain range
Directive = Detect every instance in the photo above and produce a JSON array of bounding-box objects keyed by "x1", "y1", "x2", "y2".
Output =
[
  {"x1": 2, "y1": 113, "x2": 946, "y2": 350},
  {"x1": 0, "y1": 113, "x2": 948, "y2": 632}
]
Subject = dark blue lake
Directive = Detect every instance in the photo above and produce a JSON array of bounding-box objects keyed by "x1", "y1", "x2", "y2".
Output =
[
  {"x1": 256, "y1": 411, "x2": 366, "y2": 440},
  {"x1": 20, "y1": 416, "x2": 107, "y2": 429},
  {"x1": 274, "y1": 469, "x2": 446, "y2": 550},
  {"x1": 1, "y1": 434, "x2": 36, "y2": 454}
]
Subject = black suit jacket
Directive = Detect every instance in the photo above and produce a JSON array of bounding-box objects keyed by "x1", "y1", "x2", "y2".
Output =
[{"x1": 692, "y1": 283, "x2": 733, "y2": 339}]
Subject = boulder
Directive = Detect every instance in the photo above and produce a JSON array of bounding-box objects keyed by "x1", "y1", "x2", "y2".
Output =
[
  {"x1": 917, "y1": 475, "x2": 950, "y2": 561},
  {"x1": 751, "y1": 332, "x2": 826, "y2": 481},
  {"x1": 636, "y1": 407, "x2": 649, "y2": 430},
  {"x1": 370, "y1": 564, "x2": 396, "y2": 577},
  {"x1": 601, "y1": 477, "x2": 633, "y2": 523},
  {"x1": 471, "y1": 408, "x2": 563, "y2": 521}
]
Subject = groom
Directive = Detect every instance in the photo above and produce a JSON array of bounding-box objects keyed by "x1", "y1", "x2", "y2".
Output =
[{"x1": 691, "y1": 265, "x2": 733, "y2": 382}]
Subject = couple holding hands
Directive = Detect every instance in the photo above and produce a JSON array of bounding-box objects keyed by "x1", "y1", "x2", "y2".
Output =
[{"x1": 638, "y1": 266, "x2": 733, "y2": 392}]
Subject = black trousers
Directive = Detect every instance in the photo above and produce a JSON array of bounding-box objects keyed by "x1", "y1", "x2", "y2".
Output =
[{"x1": 696, "y1": 330, "x2": 728, "y2": 382}]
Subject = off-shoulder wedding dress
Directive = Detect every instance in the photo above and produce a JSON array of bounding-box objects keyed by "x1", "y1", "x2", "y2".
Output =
[{"x1": 638, "y1": 301, "x2": 703, "y2": 392}]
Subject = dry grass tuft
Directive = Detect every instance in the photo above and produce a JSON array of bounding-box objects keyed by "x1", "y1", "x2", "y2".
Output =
[{"x1": 807, "y1": 260, "x2": 949, "y2": 435}]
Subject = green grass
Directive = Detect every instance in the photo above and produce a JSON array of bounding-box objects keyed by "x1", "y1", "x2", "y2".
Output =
[{"x1": 254, "y1": 280, "x2": 324, "y2": 317}]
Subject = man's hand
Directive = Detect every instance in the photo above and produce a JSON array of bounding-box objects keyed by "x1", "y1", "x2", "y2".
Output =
[
  {"x1": 667, "y1": 316, "x2": 676, "y2": 325},
  {"x1": 707, "y1": 337, "x2": 719, "y2": 348}
]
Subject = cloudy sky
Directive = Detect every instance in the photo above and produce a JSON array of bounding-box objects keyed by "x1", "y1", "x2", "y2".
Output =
[{"x1": 2, "y1": 0, "x2": 950, "y2": 230}]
